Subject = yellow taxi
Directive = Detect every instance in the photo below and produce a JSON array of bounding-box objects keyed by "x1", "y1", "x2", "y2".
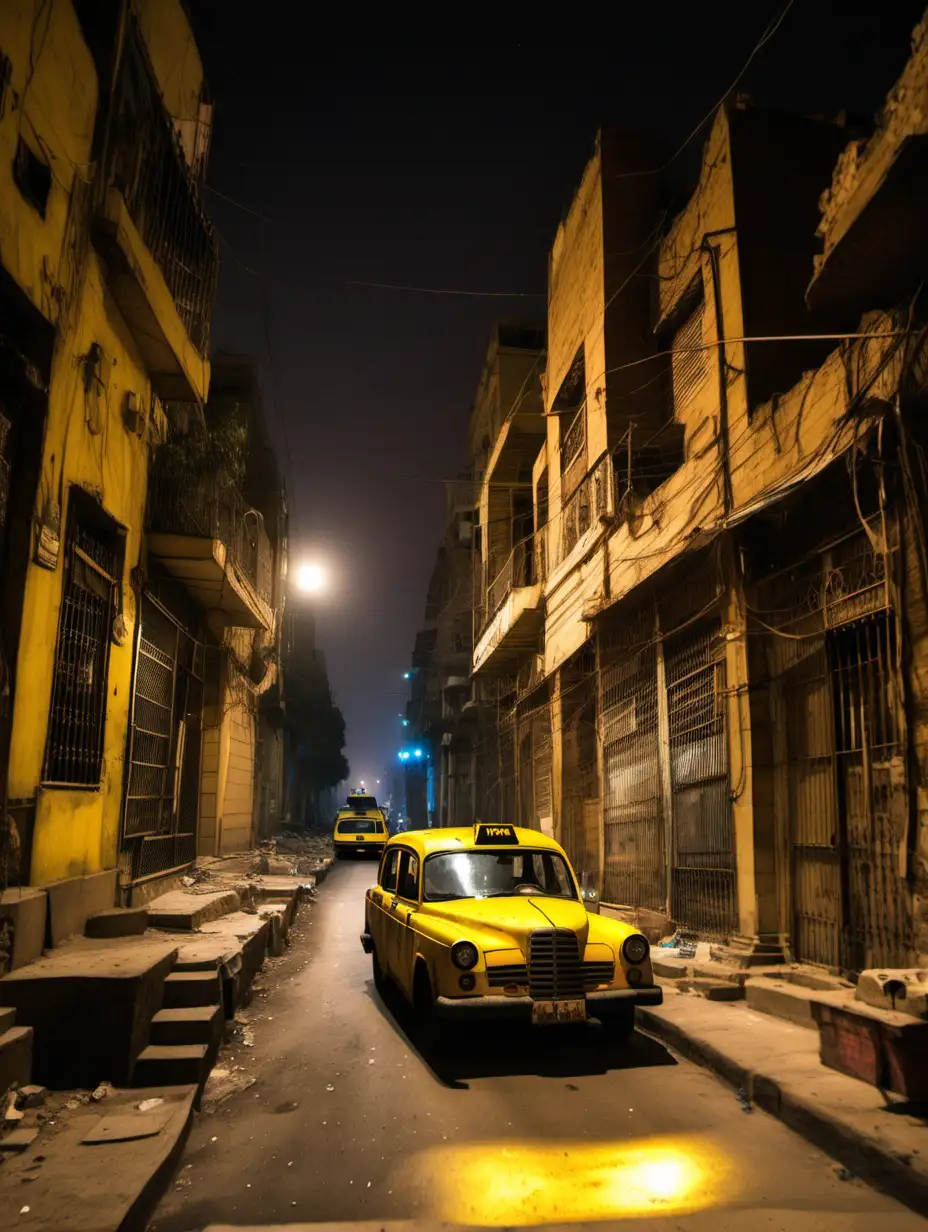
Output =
[
  {"x1": 333, "y1": 807, "x2": 388, "y2": 859},
  {"x1": 361, "y1": 823, "x2": 661, "y2": 1043}
]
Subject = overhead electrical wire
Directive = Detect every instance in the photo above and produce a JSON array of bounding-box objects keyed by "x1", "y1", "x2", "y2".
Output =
[{"x1": 608, "y1": 0, "x2": 798, "y2": 181}]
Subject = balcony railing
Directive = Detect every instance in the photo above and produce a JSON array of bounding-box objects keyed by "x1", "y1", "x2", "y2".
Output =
[
  {"x1": 561, "y1": 402, "x2": 587, "y2": 473},
  {"x1": 560, "y1": 453, "x2": 614, "y2": 562},
  {"x1": 613, "y1": 422, "x2": 686, "y2": 517},
  {"x1": 484, "y1": 533, "x2": 546, "y2": 627},
  {"x1": 106, "y1": 16, "x2": 218, "y2": 355},
  {"x1": 148, "y1": 467, "x2": 273, "y2": 605}
]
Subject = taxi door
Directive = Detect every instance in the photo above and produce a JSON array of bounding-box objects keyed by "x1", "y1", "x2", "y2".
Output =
[
  {"x1": 368, "y1": 848, "x2": 400, "y2": 967},
  {"x1": 387, "y1": 848, "x2": 421, "y2": 999}
]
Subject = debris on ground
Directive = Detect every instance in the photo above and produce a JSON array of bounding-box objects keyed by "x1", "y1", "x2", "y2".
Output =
[
  {"x1": 202, "y1": 1067, "x2": 257, "y2": 1110},
  {"x1": 16, "y1": 1085, "x2": 47, "y2": 1110},
  {"x1": 4, "y1": 1090, "x2": 24, "y2": 1123},
  {"x1": 737, "y1": 1087, "x2": 753, "y2": 1113},
  {"x1": 90, "y1": 1082, "x2": 113, "y2": 1102},
  {"x1": 0, "y1": 1126, "x2": 39, "y2": 1152}
]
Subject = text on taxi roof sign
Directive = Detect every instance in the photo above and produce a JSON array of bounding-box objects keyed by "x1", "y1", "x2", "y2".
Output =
[{"x1": 474, "y1": 823, "x2": 519, "y2": 845}]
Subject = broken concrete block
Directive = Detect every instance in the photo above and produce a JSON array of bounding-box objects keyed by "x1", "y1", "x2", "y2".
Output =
[
  {"x1": 85, "y1": 907, "x2": 149, "y2": 939},
  {"x1": 855, "y1": 968, "x2": 928, "y2": 1017},
  {"x1": 0, "y1": 1126, "x2": 39, "y2": 1151},
  {"x1": 265, "y1": 856, "x2": 298, "y2": 876},
  {"x1": 15, "y1": 1084, "x2": 46, "y2": 1110}
]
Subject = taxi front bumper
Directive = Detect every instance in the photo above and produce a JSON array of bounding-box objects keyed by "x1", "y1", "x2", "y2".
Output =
[{"x1": 434, "y1": 986, "x2": 663, "y2": 1019}]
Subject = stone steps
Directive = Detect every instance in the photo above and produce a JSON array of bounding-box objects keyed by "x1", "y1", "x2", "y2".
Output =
[
  {"x1": 84, "y1": 906, "x2": 148, "y2": 939},
  {"x1": 162, "y1": 970, "x2": 223, "y2": 1009},
  {"x1": 132, "y1": 1043, "x2": 209, "y2": 1087},
  {"x1": 150, "y1": 1005, "x2": 223, "y2": 1047},
  {"x1": 0, "y1": 1024, "x2": 33, "y2": 1091},
  {"x1": 0, "y1": 1005, "x2": 16, "y2": 1034}
]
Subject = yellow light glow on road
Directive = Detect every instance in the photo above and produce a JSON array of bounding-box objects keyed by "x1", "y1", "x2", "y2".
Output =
[
  {"x1": 401, "y1": 1135, "x2": 733, "y2": 1226},
  {"x1": 296, "y1": 562, "x2": 326, "y2": 593}
]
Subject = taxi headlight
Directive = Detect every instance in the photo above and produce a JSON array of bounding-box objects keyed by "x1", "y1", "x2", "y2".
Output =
[
  {"x1": 451, "y1": 941, "x2": 479, "y2": 970},
  {"x1": 622, "y1": 934, "x2": 650, "y2": 965}
]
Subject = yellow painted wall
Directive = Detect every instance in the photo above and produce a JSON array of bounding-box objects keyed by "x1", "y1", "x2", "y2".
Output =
[
  {"x1": 134, "y1": 0, "x2": 205, "y2": 126},
  {"x1": 0, "y1": 1, "x2": 207, "y2": 886}
]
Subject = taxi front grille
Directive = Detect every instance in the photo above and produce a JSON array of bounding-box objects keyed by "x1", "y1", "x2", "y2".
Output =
[
  {"x1": 582, "y1": 961, "x2": 615, "y2": 988},
  {"x1": 528, "y1": 929, "x2": 584, "y2": 999},
  {"x1": 486, "y1": 964, "x2": 529, "y2": 987}
]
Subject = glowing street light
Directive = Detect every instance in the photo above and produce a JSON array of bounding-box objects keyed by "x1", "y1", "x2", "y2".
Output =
[{"x1": 296, "y1": 562, "x2": 326, "y2": 594}]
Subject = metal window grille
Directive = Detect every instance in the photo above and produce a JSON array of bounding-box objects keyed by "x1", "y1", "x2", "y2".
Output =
[
  {"x1": 44, "y1": 516, "x2": 121, "y2": 786},
  {"x1": 666, "y1": 621, "x2": 736, "y2": 936},
  {"x1": 560, "y1": 454, "x2": 613, "y2": 562},
  {"x1": 122, "y1": 596, "x2": 204, "y2": 882},
  {"x1": 560, "y1": 402, "x2": 586, "y2": 473},
  {"x1": 107, "y1": 15, "x2": 218, "y2": 355},
  {"x1": 601, "y1": 642, "x2": 665, "y2": 912},
  {"x1": 758, "y1": 529, "x2": 911, "y2": 971},
  {"x1": 671, "y1": 302, "x2": 708, "y2": 416}
]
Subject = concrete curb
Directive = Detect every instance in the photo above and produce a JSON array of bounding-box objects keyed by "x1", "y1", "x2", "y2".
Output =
[{"x1": 637, "y1": 1005, "x2": 928, "y2": 1217}]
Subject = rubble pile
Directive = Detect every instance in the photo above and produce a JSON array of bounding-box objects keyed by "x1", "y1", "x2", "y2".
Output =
[{"x1": 252, "y1": 830, "x2": 333, "y2": 877}]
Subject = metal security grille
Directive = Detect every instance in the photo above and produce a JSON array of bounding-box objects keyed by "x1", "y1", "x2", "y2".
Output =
[
  {"x1": 533, "y1": 710, "x2": 552, "y2": 824},
  {"x1": 528, "y1": 929, "x2": 583, "y2": 999},
  {"x1": 44, "y1": 517, "x2": 120, "y2": 786},
  {"x1": 758, "y1": 528, "x2": 912, "y2": 972},
  {"x1": 782, "y1": 639, "x2": 841, "y2": 966},
  {"x1": 666, "y1": 622, "x2": 736, "y2": 935},
  {"x1": 518, "y1": 724, "x2": 534, "y2": 828},
  {"x1": 671, "y1": 302, "x2": 708, "y2": 415},
  {"x1": 498, "y1": 714, "x2": 516, "y2": 822},
  {"x1": 831, "y1": 612, "x2": 911, "y2": 970},
  {"x1": 561, "y1": 666, "x2": 599, "y2": 876},
  {"x1": 601, "y1": 642, "x2": 664, "y2": 911},
  {"x1": 122, "y1": 597, "x2": 203, "y2": 882},
  {"x1": 561, "y1": 403, "x2": 586, "y2": 473}
]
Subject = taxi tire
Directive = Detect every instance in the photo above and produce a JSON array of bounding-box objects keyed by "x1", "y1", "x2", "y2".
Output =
[
  {"x1": 413, "y1": 966, "x2": 441, "y2": 1052},
  {"x1": 372, "y1": 944, "x2": 388, "y2": 997}
]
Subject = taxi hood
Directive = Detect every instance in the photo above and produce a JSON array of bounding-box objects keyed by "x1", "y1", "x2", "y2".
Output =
[{"x1": 423, "y1": 894, "x2": 590, "y2": 954}]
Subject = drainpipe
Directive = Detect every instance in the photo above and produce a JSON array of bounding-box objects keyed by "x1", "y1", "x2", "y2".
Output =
[{"x1": 701, "y1": 234, "x2": 735, "y2": 517}]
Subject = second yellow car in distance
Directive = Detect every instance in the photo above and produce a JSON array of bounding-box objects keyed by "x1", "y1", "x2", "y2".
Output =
[
  {"x1": 361, "y1": 823, "x2": 662, "y2": 1042},
  {"x1": 333, "y1": 808, "x2": 388, "y2": 859}
]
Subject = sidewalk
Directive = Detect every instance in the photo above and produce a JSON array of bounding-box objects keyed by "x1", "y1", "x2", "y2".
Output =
[{"x1": 637, "y1": 985, "x2": 928, "y2": 1217}]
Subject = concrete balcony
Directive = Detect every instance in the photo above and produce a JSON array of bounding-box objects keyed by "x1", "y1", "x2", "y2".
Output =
[
  {"x1": 473, "y1": 536, "x2": 545, "y2": 676},
  {"x1": 808, "y1": 24, "x2": 928, "y2": 316},
  {"x1": 92, "y1": 15, "x2": 217, "y2": 405},
  {"x1": 147, "y1": 472, "x2": 274, "y2": 631}
]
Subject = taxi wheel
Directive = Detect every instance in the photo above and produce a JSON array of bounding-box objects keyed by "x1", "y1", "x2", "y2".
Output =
[
  {"x1": 413, "y1": 966, "x2": 441, "y2": 1050},
  {"x1": 598, "y1": 1005, "x2": 635, "y2": 1042},
  {"x1": 372, "y1": 944, "x2": 388, "y2": 996}
]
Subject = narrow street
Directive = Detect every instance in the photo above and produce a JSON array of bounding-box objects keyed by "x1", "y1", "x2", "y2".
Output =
[{"x1": 149, "y1": 863, "x2": 925, "y2": 1231}]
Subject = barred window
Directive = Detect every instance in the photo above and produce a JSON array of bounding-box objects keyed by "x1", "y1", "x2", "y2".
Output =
[
  {"x1": 44, "y1": 495, "x2": 122, "y2": 786},
  {"x1": 671, "y1": 300, "x2": 709, "y2": 416}
]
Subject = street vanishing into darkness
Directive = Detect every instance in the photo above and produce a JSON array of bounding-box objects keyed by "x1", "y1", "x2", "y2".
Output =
[{"x1": 148, "y1": 861, "x2": 926, "y2": 1232}]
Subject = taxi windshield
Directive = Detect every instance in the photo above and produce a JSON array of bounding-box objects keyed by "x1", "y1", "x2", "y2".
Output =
[
  {"x1": 423, "y1": 850, "x2": 576, "y2": 902},
  {"x1": 337, "y1": 818, "x2": 381, "y2": 833}
]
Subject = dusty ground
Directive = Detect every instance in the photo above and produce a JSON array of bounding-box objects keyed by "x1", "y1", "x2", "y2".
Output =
[{"x1": 148, "y1": 859, "x2": 926, "y2": 1231}]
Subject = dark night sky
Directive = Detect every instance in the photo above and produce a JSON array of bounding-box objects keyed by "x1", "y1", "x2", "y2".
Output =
[{"x1": 188, "y1": 1, "x2": 924, "y2": 789}]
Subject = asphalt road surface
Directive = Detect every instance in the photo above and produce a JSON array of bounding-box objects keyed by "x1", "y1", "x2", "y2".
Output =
[{"x1": 149, "y1": 859, "x2": 925, "y2": 1232}]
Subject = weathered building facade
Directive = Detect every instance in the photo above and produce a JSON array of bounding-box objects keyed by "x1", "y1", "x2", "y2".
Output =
[
  {"x1": 468, "y1": 9, "x2": 928, "y2": 974},
  {"x1": 0, "y1": 1, "x2": 217, "y2": 929},
  {"x1": 0, "y1": 4, "x2": 290, "y2": 946}
]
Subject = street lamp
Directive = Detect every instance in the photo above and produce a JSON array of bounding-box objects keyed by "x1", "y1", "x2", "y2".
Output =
[{"x1": 296, "y1": 562, "x2": 326, "y2": 594}]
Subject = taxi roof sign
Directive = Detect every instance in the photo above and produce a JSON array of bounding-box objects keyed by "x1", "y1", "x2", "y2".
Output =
[{"x1": 474, "y1": 823, "x2": 519, "y2": 846}]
